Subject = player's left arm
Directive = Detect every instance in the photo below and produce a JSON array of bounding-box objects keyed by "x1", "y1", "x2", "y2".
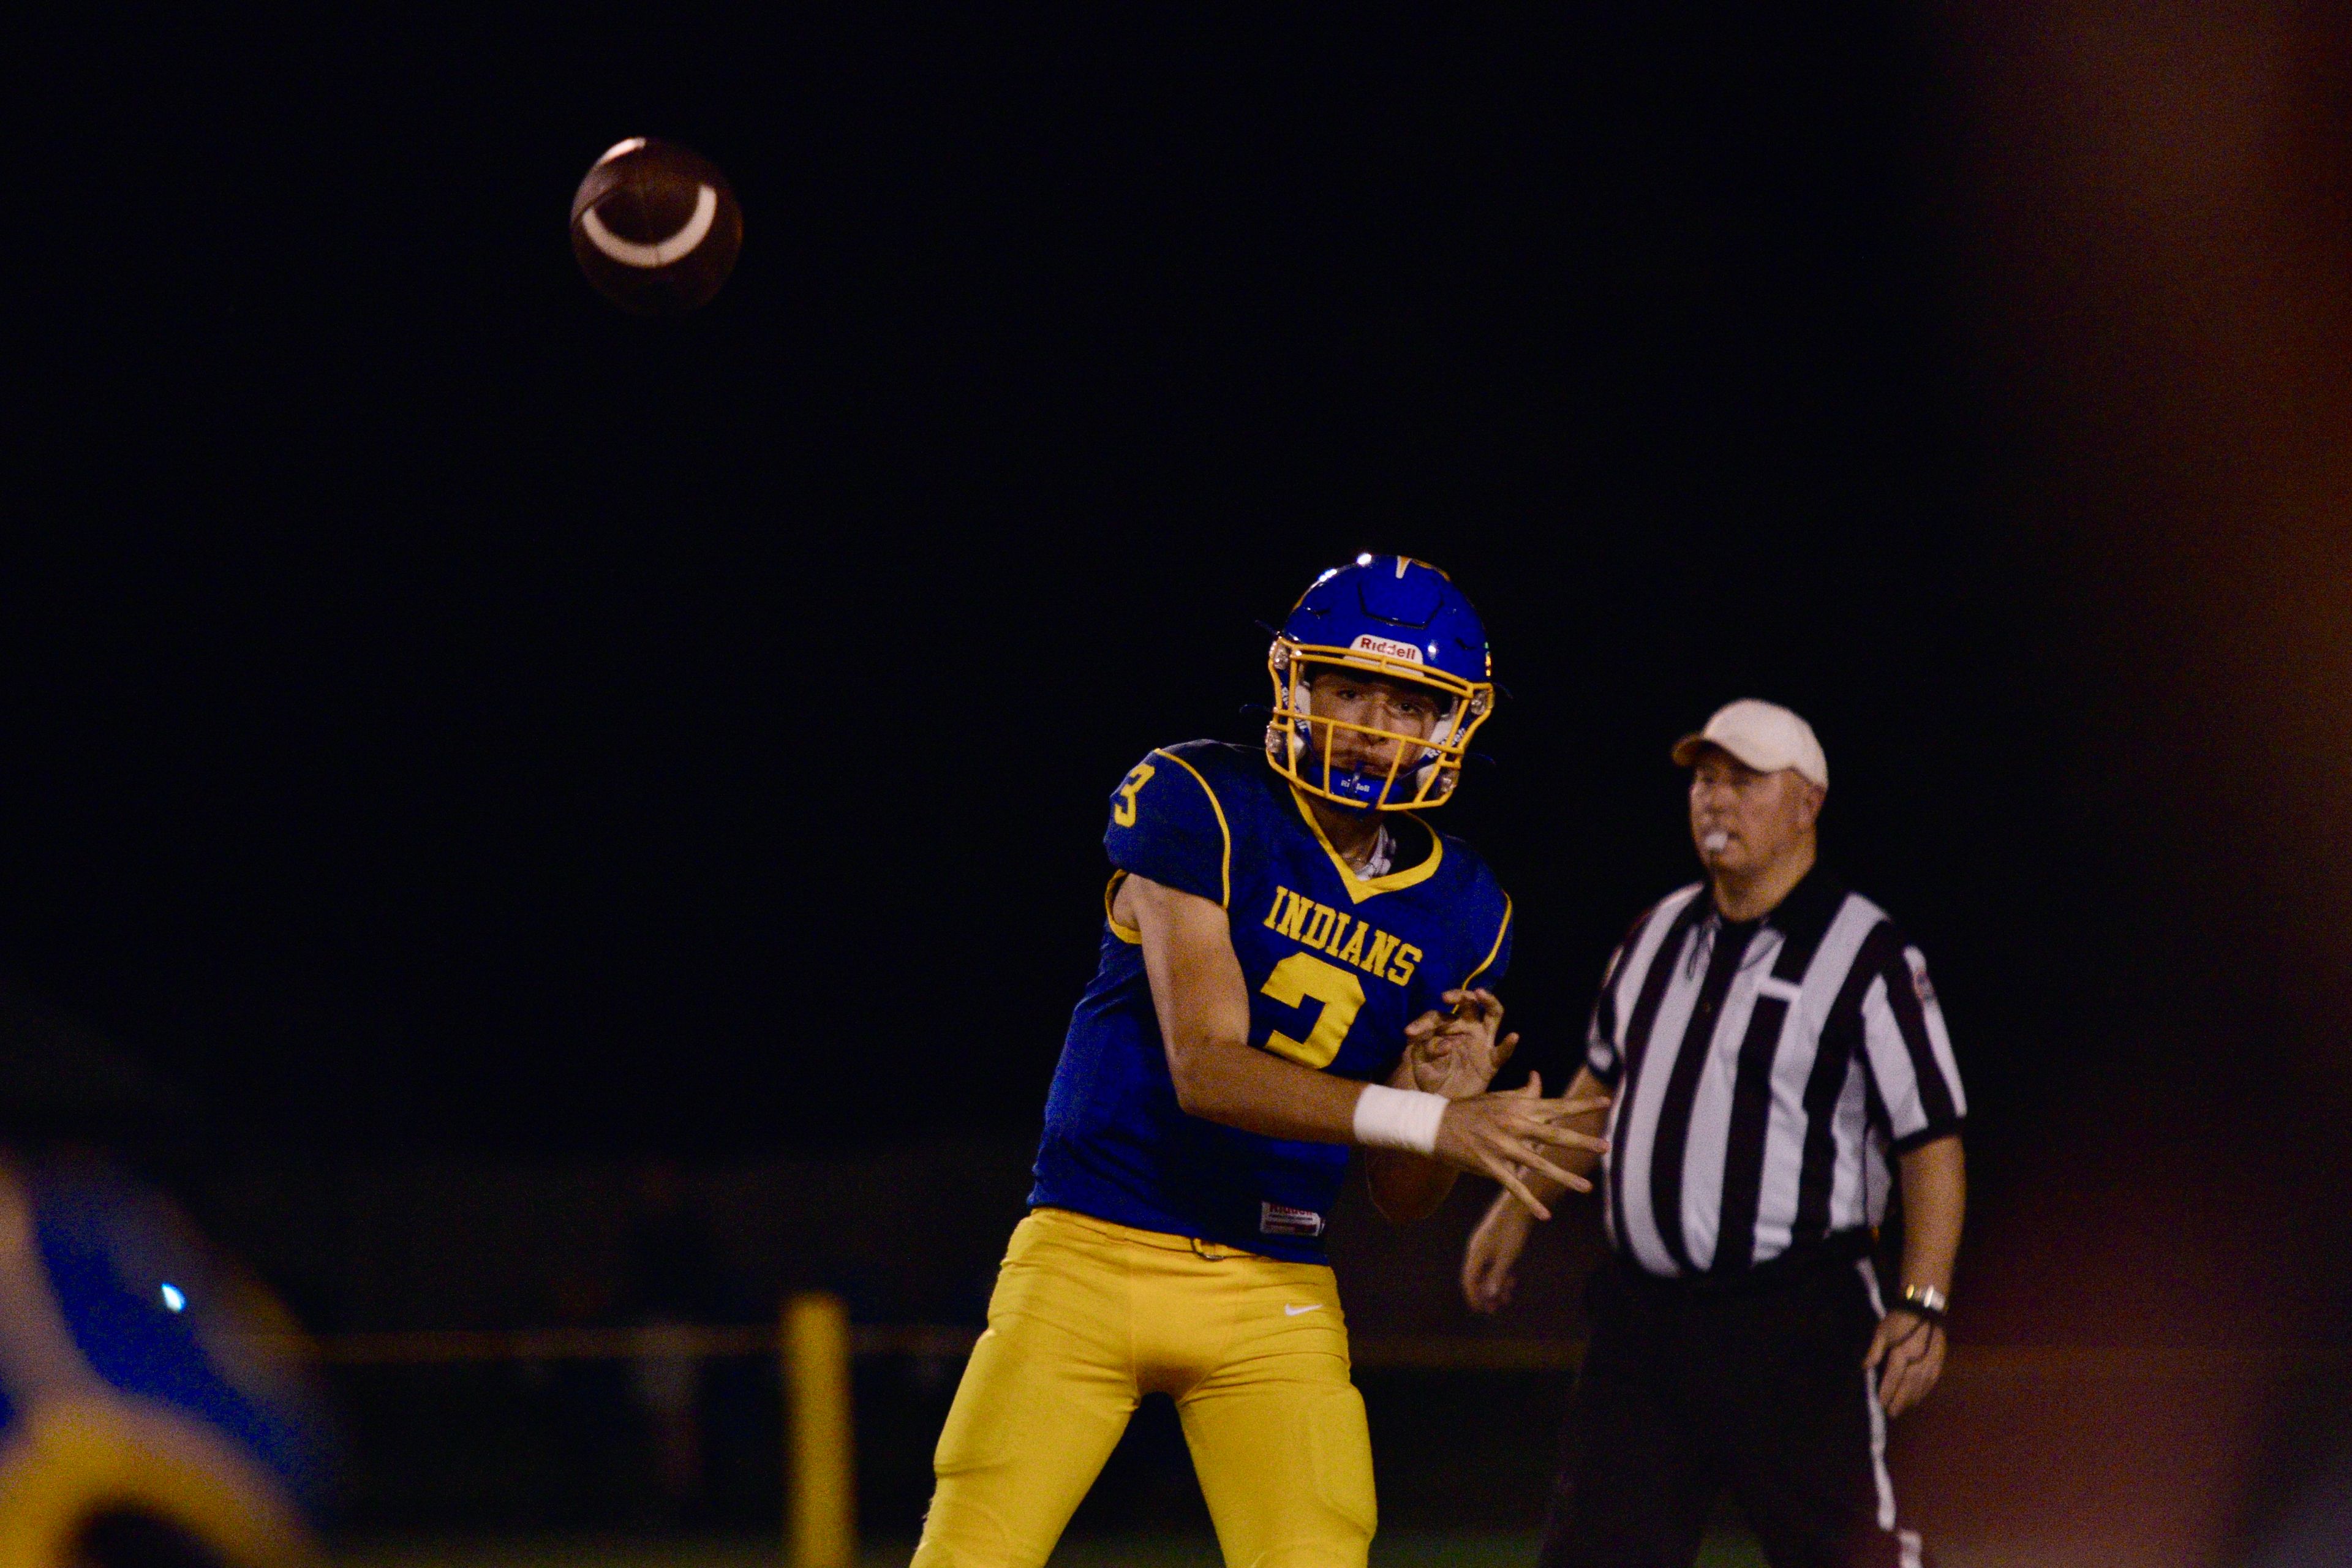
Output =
[{"x1": 1363, "y1": 989, "x2": 1516, "y2": 1222}]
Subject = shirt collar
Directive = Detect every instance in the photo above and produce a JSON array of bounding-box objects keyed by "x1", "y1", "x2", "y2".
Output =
[{"x1": 1707, "y1": 861, "x2": 1844, "y2": 936}]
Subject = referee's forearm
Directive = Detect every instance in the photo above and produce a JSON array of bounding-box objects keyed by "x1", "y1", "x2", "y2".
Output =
[
  {"x1": 1511, "y1": 1139, "x2": 1602, "y2": 1212},
  {"x1": 1895, "y1": 1135, "x2": 1966, "y2": 1295},
  {"x1": 1507, "y1": 1065, "x2": 1611, "y2": 1211},
  {"x1": 1495, "y1": 1121, "x2": 1607, "y2": 1215}
]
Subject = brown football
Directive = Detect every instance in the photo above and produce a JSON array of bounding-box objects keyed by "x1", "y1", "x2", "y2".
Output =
[{"x1": 570, "y1": 138, "x2": 744, "y2": 315}]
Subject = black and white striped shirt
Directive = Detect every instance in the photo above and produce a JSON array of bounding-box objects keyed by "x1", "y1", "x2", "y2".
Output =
[{"x1": 1585, "y1": 869, "x2": 1966, "y2": 1279}]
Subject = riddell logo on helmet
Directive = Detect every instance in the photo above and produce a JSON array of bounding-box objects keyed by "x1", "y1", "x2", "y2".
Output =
[{"x1": 1349, "y1": 634, "x2": 1423, "y2": 664}]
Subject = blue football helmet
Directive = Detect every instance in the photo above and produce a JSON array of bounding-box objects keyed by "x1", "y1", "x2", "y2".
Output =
[{"x1": 1266, "y1": 554, "x2": 1496, "y2": 810}]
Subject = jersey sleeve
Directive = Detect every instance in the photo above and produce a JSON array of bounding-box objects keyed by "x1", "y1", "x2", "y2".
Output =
[
  {"x1": 1102, "y1": 749, "x2": 1232, "y2": 908},
  {"x1": 1459, "y1": 894, "x2": 1513, "y2": 991},
  {"x1": 1856, "y1": 936, "x2": 1967, "y2": 1151},
  {"x1": 1585, "y1": 944, "x2": 1628, "y2": 1087},
  {"x1": 1584, "y1": 902, "x2": 1664, "y2": 1088}
]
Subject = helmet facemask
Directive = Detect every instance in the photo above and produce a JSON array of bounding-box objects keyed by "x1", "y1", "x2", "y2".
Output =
[{"x1": 1264, "y1": 639, "x2": 1494, "y2": 811}]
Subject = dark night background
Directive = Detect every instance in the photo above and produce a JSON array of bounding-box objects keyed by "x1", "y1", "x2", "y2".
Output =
[
  {"x1": 10, "y1": 4, "x2": 2042, "y2": 1155},
  {"x1": 10, "y1": 2, "x2": 2352, "y2": 1556}
]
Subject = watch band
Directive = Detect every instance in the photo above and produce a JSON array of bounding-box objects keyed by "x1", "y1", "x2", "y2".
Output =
[{"x1": 1896, "y1": 1283, "x2": 1949, "y2": 1324}]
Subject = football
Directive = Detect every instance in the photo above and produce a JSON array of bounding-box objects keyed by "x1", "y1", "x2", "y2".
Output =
[{"x1": 569, "y1": 137, "x2": 744, "y2": 315}]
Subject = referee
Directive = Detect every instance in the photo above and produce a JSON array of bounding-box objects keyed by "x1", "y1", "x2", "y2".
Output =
[{"x1": 1462, "y1": 699, "x2": 1965, "y2": 1568}]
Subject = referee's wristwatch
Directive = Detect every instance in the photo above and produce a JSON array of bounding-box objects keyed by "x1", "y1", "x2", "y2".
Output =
[{"x1": 1896, "y1": 1283, "x2": 1948, "y2": 1325}]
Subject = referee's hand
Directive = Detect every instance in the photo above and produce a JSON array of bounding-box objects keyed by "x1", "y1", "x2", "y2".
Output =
[
  {"x1": 1864, "y1": 1308, "x2": 1947, "y2": 1417},
  {"x1": 1462, "y1": 1194, "x2": 1535, "y2": 1314}
]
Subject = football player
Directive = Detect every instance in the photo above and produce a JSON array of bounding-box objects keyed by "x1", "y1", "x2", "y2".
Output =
[{"x1": 911, "y1": 555, "x2": 1608, "y2": 1568}]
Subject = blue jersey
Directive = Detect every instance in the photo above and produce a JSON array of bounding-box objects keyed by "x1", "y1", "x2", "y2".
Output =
[{"x1": 1029, "y1": 741, "x2": 1514, "y2": 1262}]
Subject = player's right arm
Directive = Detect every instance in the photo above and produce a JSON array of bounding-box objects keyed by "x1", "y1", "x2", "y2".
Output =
[{"x1": 1121, "y1": 873, "x2": 1604, "y2": 1219}]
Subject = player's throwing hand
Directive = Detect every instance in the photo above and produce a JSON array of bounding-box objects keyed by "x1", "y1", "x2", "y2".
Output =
[{"x1": 1433, "y1": 1074, "x2": 1611, "y2": 1220}]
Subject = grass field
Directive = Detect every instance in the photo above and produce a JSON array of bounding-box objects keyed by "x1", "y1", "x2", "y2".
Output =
[{"x1": 331, "y1": 1531, "x2": 1774, "y2": 1567}]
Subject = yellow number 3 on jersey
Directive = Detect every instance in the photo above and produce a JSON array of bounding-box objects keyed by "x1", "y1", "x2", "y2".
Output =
[
  {"x1": 1113, "y1": 763, "x2": 1157, "y2": 827},
  {"x1": 1259, "y1": 952, "x2": 1366, "y2": 1069}
]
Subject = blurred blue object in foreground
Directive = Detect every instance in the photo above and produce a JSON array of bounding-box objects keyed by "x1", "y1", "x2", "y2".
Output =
[
  {"x1": 0, "y1": 1154, "x2": 327, "y2": 1567},
  {"x1": 0, "y1": 967, "x2": 330, "y2": 1568}
]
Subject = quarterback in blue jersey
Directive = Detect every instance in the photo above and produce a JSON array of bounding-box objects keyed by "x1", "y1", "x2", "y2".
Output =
[{"x1": 912, "y1": 556, "x2": 1609, "y2": 1568}]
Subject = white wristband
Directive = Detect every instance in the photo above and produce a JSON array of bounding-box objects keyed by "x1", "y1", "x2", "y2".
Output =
[{"x1": 1352, "y1": 1084, "x2": 1448, "y2": 1155}]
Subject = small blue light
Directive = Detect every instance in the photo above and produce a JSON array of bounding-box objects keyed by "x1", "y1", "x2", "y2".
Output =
[{"x1": 159, "y1": 1283, "x2": 186, "y2": 1313}]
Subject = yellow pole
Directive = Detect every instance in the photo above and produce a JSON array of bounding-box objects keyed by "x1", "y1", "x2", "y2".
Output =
[{"x1": 784, "y1": 1292, "x2": 855, "y2": 1568}]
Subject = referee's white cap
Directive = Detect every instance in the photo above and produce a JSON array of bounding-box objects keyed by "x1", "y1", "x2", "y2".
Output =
[{"x1": 1671, "y1": 699, "x2": 1829, "y2": 789}]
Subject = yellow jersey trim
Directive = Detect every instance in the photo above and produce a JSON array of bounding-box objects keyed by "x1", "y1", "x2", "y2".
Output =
[
  {"x1": 1288, "y1": 785, "x2": 1443, "y2": 903},
  {"x1": 1104, "y1": 873, "x2": 1142, "y2": 944},
  {"x1": 1152, "y1": 748, "x2": 1232, "y2": 909},
  {"x1": 1463, "y1": 894, "x2": 1512, "y2": 986}
]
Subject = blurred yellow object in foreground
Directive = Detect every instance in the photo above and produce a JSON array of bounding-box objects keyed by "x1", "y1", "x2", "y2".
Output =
[{"x1": 0, "y1": 1393, "x2": 314, "y2": 1568}]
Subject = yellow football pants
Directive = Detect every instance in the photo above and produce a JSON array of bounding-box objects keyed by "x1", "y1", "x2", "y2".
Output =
[{"x1": 911, "y1": 1206, "x2": 1376, "y2": 1568}]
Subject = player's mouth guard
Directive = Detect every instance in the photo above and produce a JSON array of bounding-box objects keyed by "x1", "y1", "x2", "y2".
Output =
[{"x1": 1264, "y1": 639, "x2": 1494, "y2": 811}]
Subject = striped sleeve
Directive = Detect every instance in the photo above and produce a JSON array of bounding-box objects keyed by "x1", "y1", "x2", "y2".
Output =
[
  {"x1": 1583, "y1": 990, "x2": 1623, "y2": 1086},
  {"x1": 1856, "y1": 935, "x2": 1967, "y2": 1152},
  {"x1": 1583, "y1": 907, "x2": 1656, "y2": 1087}
]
